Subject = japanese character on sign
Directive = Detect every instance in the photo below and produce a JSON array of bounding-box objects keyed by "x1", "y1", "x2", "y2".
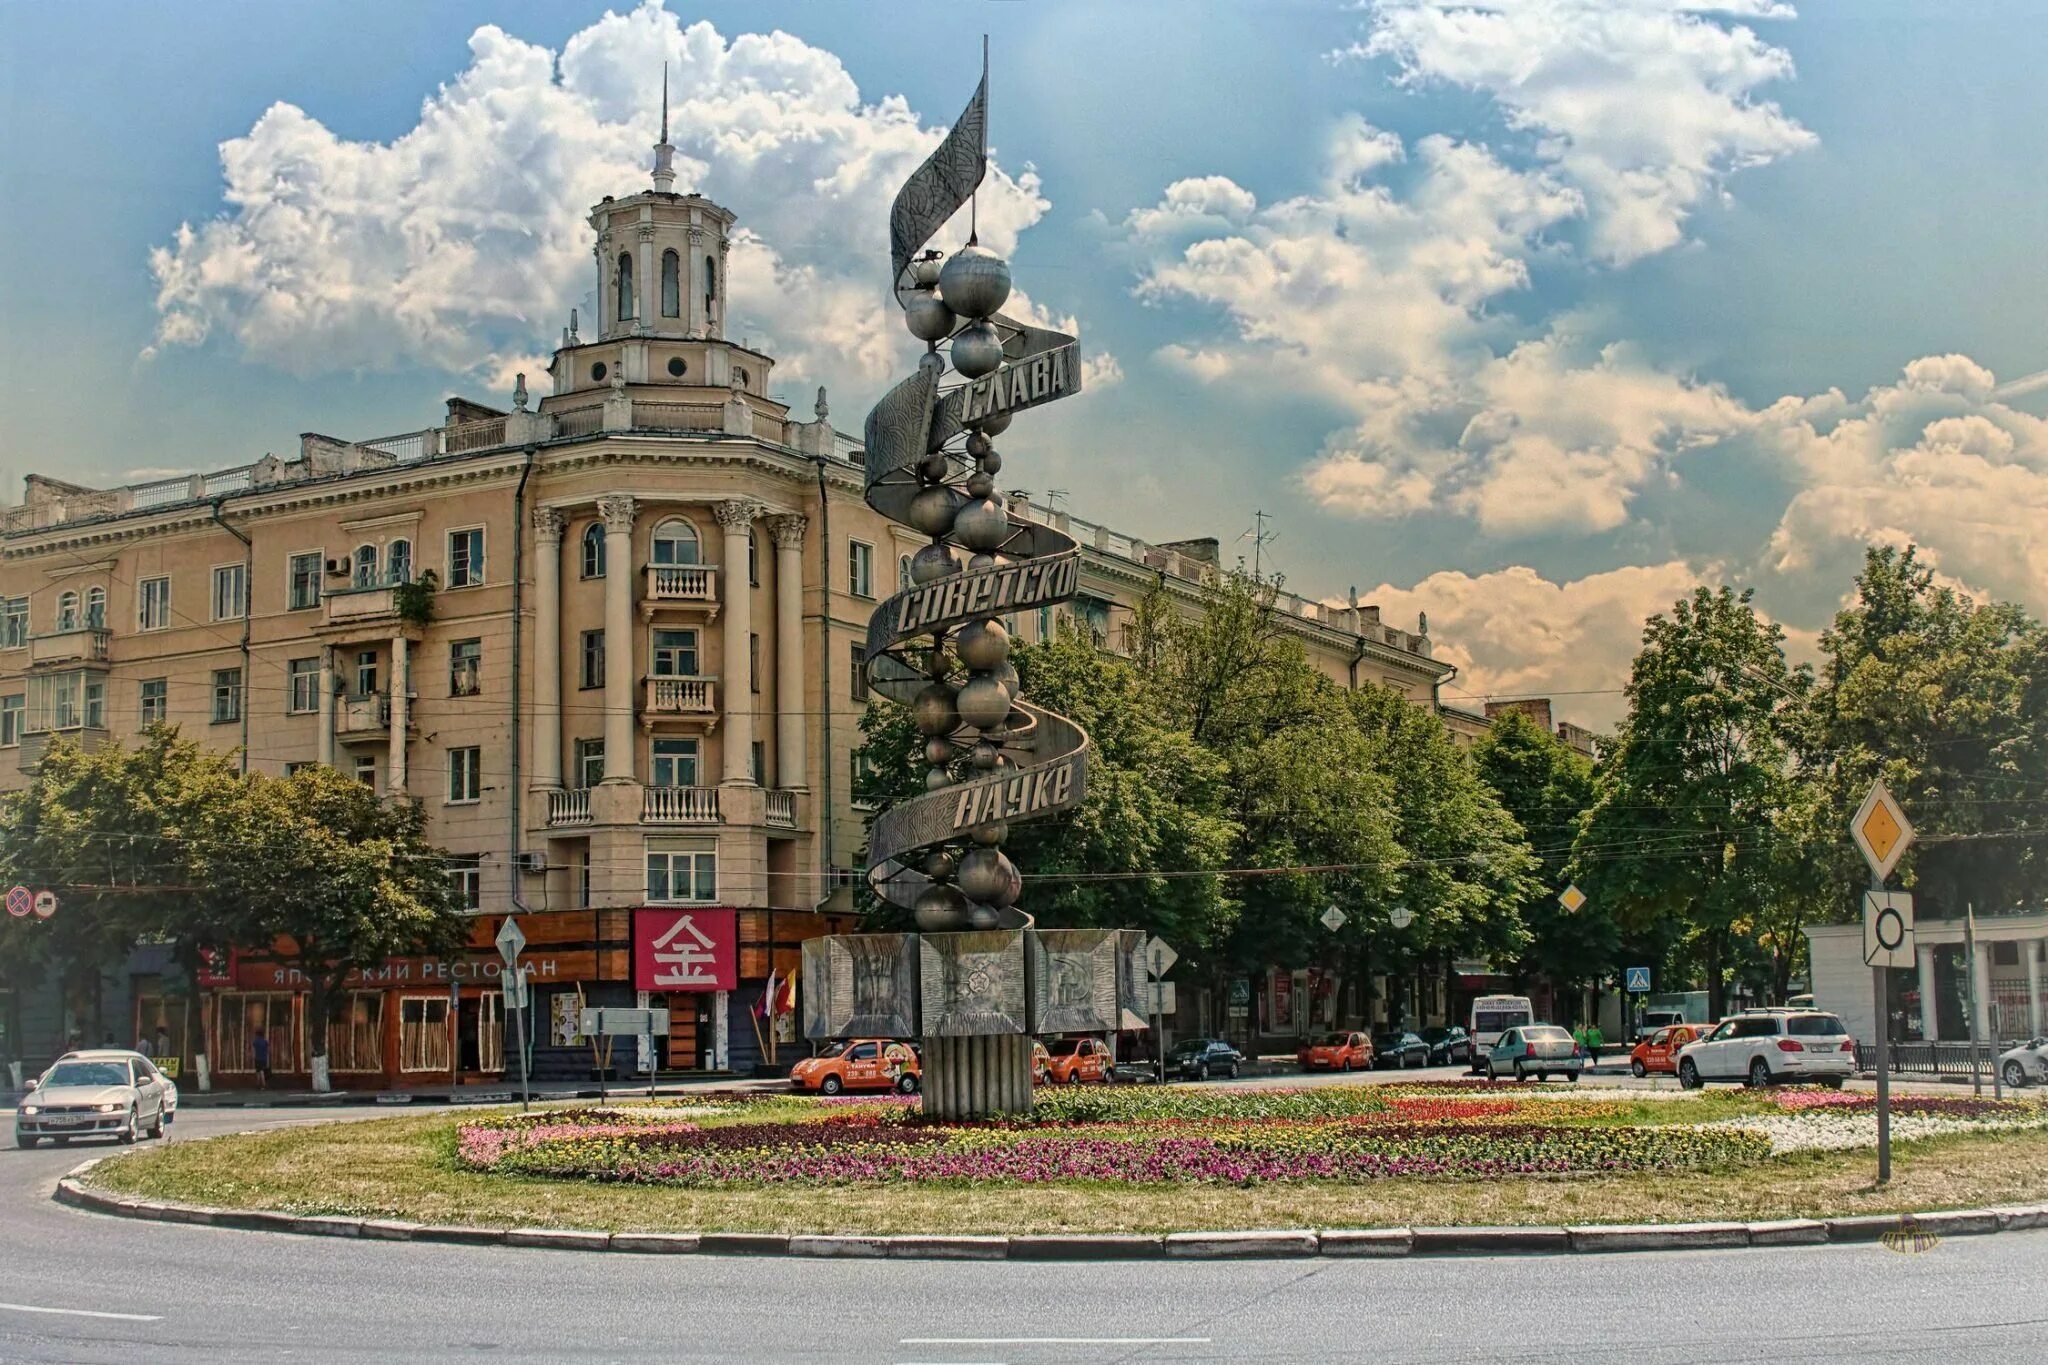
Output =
[{"x1": 632, "y1": 908, "x2": 738, "y2": 992}]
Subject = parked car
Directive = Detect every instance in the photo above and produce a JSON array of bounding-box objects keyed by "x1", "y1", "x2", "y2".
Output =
[
  {"x1": 1483, "y1": 1025, "x2": 1583, "y2": 1083},
  {"x1": 1676, "y1": 1011, "x2": 1854, "y2": 1089},
  {"x1": 1043, "y1": 1036, "x2": 1113, "y2": 1085},
  {"x1": 1372, "y1": 1031, "x2": 1430, "y2": 1069},
  {"x1": 789, "y1": 1039, "x2": 921, "y2": 1096},
  {"x1": 1298, "y1": 1031, "x2": 1372, "y2": 1072},
  {"x1": 1031, "y1": 1040, "x2": 1053, "y2": 1086},
  {"x1": 1999, "y1": 1037, "x2": 2048, "y2": 1089},
  {"x1": 15, "y1": 1051, "x2": 171, "y2": 1147},
  {"x1": 1628, "y1": 1024, "x2": 1704, "y2": 1077},
  {"x1": 1637, "y1": 1009, "x2": 1688, "y2": 1040},
  {"x1": 1166, "y1": 1038, "x2": 1243, "y2": 1081},
  {"x1": 1468, "y1": 994, "x2": 1534, "y2": 1071},
  {"x1": 1419, "y1": 1025, "x2": 1472, "y2": 1066}
]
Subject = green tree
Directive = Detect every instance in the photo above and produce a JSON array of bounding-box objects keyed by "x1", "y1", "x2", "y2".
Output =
[
  {"x1": 1576, "y1": 586, "x2": 1802, "y2": 1018},
  {"x1": 1474, "y1": 707, "x2": 1612, "y2": 999},
  {"x1": 191, "y1": 765, "x2": 467, "y2": 1090}
]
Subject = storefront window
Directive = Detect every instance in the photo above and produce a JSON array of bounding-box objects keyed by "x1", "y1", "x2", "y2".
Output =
[
  {"x1": 399, "y1": 996, "x2": 452, "y2": 1073},
  {"x1": 328, "y1": 993, "x2": 384, "y2": 1073},
  {"x1": 213, "y1": 993, "x2": 299, "y2": 1073}
]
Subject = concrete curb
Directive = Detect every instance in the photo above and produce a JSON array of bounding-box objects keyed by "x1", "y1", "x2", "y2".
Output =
[{"x1": 51, "y1": 1168, "x2": 2048, "y2": 1261}]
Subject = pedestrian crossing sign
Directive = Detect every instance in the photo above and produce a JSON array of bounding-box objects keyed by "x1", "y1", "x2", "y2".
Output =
[{"x1": 1625, "y1": 966, "x2": 1651, "y2": 993}]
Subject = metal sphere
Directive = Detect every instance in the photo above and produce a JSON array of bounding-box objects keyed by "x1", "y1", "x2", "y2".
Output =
[
  {"x1": 951, "y1": 496, "x2": 1009, "y2": 552},
  {"x1": 957, "y1": 848, "x2": 1022, "y2": 906},
  {"x1": 966, "y1": 471, "x2": 996, "y2": 499},
  {"x1": 917, "y1": 452, "x2": 951, "y2": 483},
  {"x1": 955, "y1": 618, "x2": 1011, "y2": 671},
  {"x1": 975, "y1": 410, "x2": 1012, "y2": 437},
  {"x1": 950, "y1": 322, "x2": 1004, "y2": 379},
  {"x1": 965, "y1": 902, "x2": 1001, "y2": 931},
  {"x1": 925, "y1": 766, "x2": 955, "y2": 792},
  {"x1": 955, "y1": 675, "x2": 1013, "y2": 730},
  {"x1": 910, "y1": 542, "x2": 961, "y2": 585},
  {"x1": 968, "y1": 552, "x2": 997, "y2": 572},
  {"x1": 917, "y1": 350, "x2": 946, "y2": 380},
  {"x1": 991, "y1": 661, "x2": 1021, "y2": 695},
  {"x1": 968, "y1": 820, "x2": 1008, "y2": 846},
  {"x1": 904, "y1": 292, "x2": 956, "y2": 343},
  {"x1": 924, "y1": 737, "x2": 954, "y2": 766},
  {"x1": 979, "y1": 450, "x2": 1003, "y2": 476},
  {"x1": 914, "y1": 884, "x2": 970, "y2": 932},
  {"x1": 921, "y1": 848, "x2": 958, "y2": 881},
  {"x1": 910, "y1": 254, "x2": 945, "y2": 288},
  {"x1": 972, "y1": 741, "x2": 1000, "y2": 771},
  {"x1": 966, "y1": 432, "x2": 994, "y2": 458},
  {"x1": 911, "y1": 682, "x2": 959, "y2": 736},
  {"x1": 939, "y1": 244, "x2": 1012, "y2": 319},
  {"x1": 908, "y1": 486, "x2": 958, "y2": 537}
]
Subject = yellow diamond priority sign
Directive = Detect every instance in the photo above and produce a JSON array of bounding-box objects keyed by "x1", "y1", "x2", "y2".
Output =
[
  {"x1": 1558, "y1": 884, "x2": 1587, "y2": 913},
  {"x1": 1851, "y1": 780, "x2": 1913, "y2": 884}
]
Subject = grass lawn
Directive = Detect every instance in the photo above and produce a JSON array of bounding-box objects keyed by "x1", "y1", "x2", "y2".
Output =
[{"x1": 81, "y1": 1105, "x2": 2048, "y2": 1235}]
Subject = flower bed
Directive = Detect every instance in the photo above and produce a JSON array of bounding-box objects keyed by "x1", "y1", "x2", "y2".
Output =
[{"x1": 1701, "y1": 1092, "x2": 2048, "y2": 1155}]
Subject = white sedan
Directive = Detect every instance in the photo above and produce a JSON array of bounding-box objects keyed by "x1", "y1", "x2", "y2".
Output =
[
  {"x1": 2000, "y1": 1037, "x2": 2048, "y2": 1089},
  {"x1": 14, "y1": 1051, "x2": 171, "y2": 1147}
]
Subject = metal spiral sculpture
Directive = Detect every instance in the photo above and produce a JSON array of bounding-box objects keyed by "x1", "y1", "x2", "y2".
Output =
[{"x1": 861, "y1": 66, "x2": 1090, "y2": 934}]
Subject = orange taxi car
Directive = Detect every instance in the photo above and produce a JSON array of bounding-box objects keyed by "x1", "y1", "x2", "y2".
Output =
[
  {"x1": 1298, "y1": 1031, "x2": 1372, "y2": 1073},
  {"x1": 1042, "y1": 1037, "x2": 1113, "y2": 1085},
  {"x1": 790, "y1": 1039, "x2": 921, "y2": 1096},
  {"x1": 1629, "y1": 1024, "x2": 1702, "y2": 1078}
]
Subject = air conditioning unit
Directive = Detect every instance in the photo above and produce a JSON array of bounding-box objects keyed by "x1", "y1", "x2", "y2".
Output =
[
  {"x1": 325, "y1": 558, "x2": 349, "y2": 577},
  {"x1": 515, "y1": 851, "x2": 548, "y2": 875}
]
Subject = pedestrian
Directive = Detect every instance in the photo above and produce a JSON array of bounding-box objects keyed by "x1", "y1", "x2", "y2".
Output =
[
  {"x1": 155, "y1": 1025, "x2": 172, "y2": 1060},
  {"x1": 136, "y1": 1033, "x2": 153, "y2": 1059},
  {"x1": 1585, "y1": 1023, "x2": 1604, "y2": 1066},
  {"x1": 252, "y1": 1029, "x2": 271, "y2": 1089}
]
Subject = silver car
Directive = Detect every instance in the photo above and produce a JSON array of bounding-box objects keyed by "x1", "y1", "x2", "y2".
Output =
[
  {"x1": 15, "y1": 1051, "x2": 171, "y2": 1147},
  {"x1": 2000, "y1": 1037, "x2": 2048, "y2": 1089}
]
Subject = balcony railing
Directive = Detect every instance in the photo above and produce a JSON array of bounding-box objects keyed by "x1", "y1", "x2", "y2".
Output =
[
  {"x1": 644, "y1": 675, "x2": 717, "y2": 715},
  {"x1": 643, "y1": 785, "x2": 720, "y2": 824},
  {"x1": 546, "y1": 787, "x2": 592, "y2": 827},
  {"x1": 765, "y1": 789, "x2": 797, "y2": 828},
  {"x1": 29, "y1": 627, "x2": 110, "y2": 666},
  {"x1": 324, "y1": 584, "x2": 401, "y2": 626},
  {"x1": 645, "y1": 564, "x2": 719, "y2": 605}
]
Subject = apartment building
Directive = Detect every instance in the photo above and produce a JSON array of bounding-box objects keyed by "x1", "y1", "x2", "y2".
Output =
[{"x1": 0, "y1": 146, "x2": 1460, "y2": 1087}]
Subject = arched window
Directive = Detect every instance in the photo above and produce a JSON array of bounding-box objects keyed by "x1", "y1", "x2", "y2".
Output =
[
  {"x1": 353, "y1": 544, "x2": 378, "y2": 588},
  {"x1": 582, "y1": 522, "x2": 606, "y2": 579},
  {"x1": 85, "y1": 586, "x2": 107, "y2": 629},
  {"x1": 386, "y1": 539, "x2": 412, "y2": 585},
  {"x1": 616, "y1": 251, "x2": 636, "y2": 322},
  {"x1": 704, "y1": 254, "x2": 717, "y2": 314},
  {"x1": 898, "y1": 555, "x2": 911, "y2": 591},
  {"x1": 56, "y1": 590, "x2": 79, "y2": 631},
  {"x1": 651, "y1": 518, "x2": 701, "y2": 566},
  {"x1": 661, "y1": 249, "x2": 680, "y2": 318}
]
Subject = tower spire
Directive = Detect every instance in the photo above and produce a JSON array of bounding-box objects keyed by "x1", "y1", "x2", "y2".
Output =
[{"x1": 652, "y1": 62, "x2": 677, "y2": 193}]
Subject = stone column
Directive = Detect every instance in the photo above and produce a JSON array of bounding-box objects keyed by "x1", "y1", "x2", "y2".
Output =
[
  {"x1": 316, "y1": 646, "x2": 335, "y2": 769},
  {"x1": 387, "y1": 635, "x2": 409, "y2": 795},
  {"x1": 1917, "y1": 944, "x2": 1940, "y2": 1042},
  {"x1": 637, "y1": 226, "x2": 656, "y2": 336},
  {"x1": 2027, "y1": 940, "x2": 2043, "y2": 1037},
  {"x1": 715, "y1": 500, "x2": 758, "y2": 785},
  {"x1": 531, "y1": 507, "x2": 566, "y2": 792},
  {"x1": 768, "y1": 514, "x2": 808, "y2": 790},
  {"x1": 597, "y1": 494, "x2": 638, "y2": 783},
  {"x1": 687, "y1": 226, "x2": 707, "y2": 337},
  {"x1": 1972, "y1": 941, "x2": 1995, "y2": 1045}
]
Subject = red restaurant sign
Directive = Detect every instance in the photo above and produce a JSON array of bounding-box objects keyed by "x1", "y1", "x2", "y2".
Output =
[{"x1": 632, "y1": 907, "x2": 738, "y2": 992}]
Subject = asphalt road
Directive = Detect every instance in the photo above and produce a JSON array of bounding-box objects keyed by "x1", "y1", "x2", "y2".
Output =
[{"x1": 5, "y1": 1098, "x2": 2046, "y2": 1364}]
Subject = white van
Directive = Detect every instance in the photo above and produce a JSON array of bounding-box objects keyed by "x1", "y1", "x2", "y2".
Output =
[{"x1": 1467, "y1": 994, "x2": 1534, "y2": 1072}]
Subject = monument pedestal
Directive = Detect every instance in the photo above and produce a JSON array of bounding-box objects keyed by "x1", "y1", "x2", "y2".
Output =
[{"x1": 920, "y1": 1034, "x2": 1033, "y2": 1119}]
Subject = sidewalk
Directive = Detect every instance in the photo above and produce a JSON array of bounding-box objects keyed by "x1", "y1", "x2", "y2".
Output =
[{"x1": 1, "y1": 1073, "x2": 796, "y2": 1111}]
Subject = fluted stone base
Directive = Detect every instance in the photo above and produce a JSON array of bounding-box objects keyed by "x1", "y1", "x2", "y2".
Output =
[{"x1": 920, "y1": 1034, "x2": 1034, "y2": 1119}]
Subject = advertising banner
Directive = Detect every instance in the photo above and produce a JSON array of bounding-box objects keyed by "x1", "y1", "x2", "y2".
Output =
[{"x1": 632, "y1": 907, "x2": 739, "y2": 993}]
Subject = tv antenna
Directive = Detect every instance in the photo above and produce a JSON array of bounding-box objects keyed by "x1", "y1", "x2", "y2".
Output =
[{"x1": 1242, "y1": 509, "x2": 1280, "y2": 581}]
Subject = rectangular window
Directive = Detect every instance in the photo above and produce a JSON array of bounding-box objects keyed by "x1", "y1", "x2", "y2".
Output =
[
  {"x1": 651, "y1": 628, "x2": 698, "y2": 677},
  {"x1": 447, "y1": 528, "x2": 485, "y2": 588},
  {"x1": 580, "y1": 630, "x2": 605, "y2": 690},
  {"x1": 851, "y1": 642, "x2": 868, "y2": 701},
  {"x1": 212, "y1": 564, "x2": 248, "y2": 622},
  {"x1": 139, "y1": 678, "x2": 168, "y2": 725},
  {"x1": 83, "y1": 678, "x2": 104, "y2": 729},
  {"x1": 0, "y1": 694, "x2": 21, "y2": 747},
  {"x1": 447, "y1": 854, "x2": 482, "y2": 911},
  {"x1": 0, "y1": 597, "x2": 26, "y2": 648},
  {"x1": 1038, "y1": 605, "x2": 1054, "y2": 641},
  {"x1": 26, "y1": 672, "x2": 83, "y2": 732},
  {"x1": 214, "y1": 993, "x2": 298, "y2": 1074},
  {"x1": 645, "y1": 848, "x2": 717, "y2": 903},
  {"x1": 355, "y1": 650, "x2": 379, "y2": 697},
  {"x1": 748, "y1": 530, "x2": 759, "y2": 586},
  {"x1": 651, "y1": 737, "x2": 700, "y2": 788},
  {"x1": 399, "y1": 996, "x2": 452, "y2": 1073},
  {"x1": 288, "y1": 552, "x2": 323, "y2": 611},
  {"x1": 353, "y1": 754, "x2": 377, "y2": 786},
  {"x1": 287, "y1": 658, "x2": 320, "y2": 714},
  {"x1": 848, "y1": 540, "x2": 874, "y2": 597},
  {"x1": 285, "y1": 761, "x2": 313, "y2": 776},
  {"x1": 751, "y1": 740, "x2": 765, "y2": 786},
  {"x1": 749, "y1": 632, "x2": 761, "y2": 693},
  {"x1": 138, "y1": 576, "x2": 172, "y2": 631},
  {"x1": 327, "y1": 993, "x2": 384, "y2": 1074},
  {"x1": 574, "y1": 737, "x2": 605, "y2": 789},
  {"x1": 212, "y1": 668, "x2": 242, "y2": 724},
  {"x1": 447, "y1": 747, "x2": 482, "y2": 804},
  {"x1": 449, "y1": 638, "x2": 482, "y2": 697}
]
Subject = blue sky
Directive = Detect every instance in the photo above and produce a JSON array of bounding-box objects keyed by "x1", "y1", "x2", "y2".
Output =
[{"x1": 5, "y1": 1, "x2": 2046, "y2": 724}]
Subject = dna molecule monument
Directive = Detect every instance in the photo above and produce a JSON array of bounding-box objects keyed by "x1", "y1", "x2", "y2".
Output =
[{"x1": 802, "y1": 59, "x2": 1147, "y2": 1119}]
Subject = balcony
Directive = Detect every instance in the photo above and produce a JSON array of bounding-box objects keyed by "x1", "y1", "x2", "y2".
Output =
[
  {"x1": 644, "y1": 675, "x2": 717, "y2": 719},
  {"x1": 765, "y1": 789, "x2": 797, "y2": 828},
  {"x1": 643, "y1": 785, "x2": 721, "y2": 824},
  {"x1": 546, "y1": 787, "x2": 592, "y2": 827},
  {"x1": 641, "y1": 564, "x2": 720, "y2": 620},
  {"x1": 29, "y1": 627, "x2": 110, "y2": 667},
  {"x1": 335, "y1": 692, "x2": 417, "y2": 741}
]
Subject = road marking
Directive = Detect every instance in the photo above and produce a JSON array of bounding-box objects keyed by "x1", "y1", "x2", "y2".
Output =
[
  {"x1": 0, "y1": 1302, "x2": 164, "y2": 1323},
  {"x1": 901, "y1": 1339, "x2": 1210, "y2": 1347}
]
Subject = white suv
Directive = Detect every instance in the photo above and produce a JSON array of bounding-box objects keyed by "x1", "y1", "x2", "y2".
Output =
[{"x1": 1676, "y1": 1011, "x2": 1856, "y2": 1089}]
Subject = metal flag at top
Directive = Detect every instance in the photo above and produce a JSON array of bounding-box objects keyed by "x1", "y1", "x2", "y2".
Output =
[{"x1": 889, "y1": 46, "x2": 987, "y2": 300}]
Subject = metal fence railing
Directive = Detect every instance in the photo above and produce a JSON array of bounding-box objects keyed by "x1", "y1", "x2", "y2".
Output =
[{"x1": 1853, "y1": 1040, "x2": 2023, "y2": 1075}]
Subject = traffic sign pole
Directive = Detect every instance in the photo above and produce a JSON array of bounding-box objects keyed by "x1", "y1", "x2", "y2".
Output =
[
  {"x1": 1873, "y1": 884, "x2": 1890, "y2": 1186},
  {"x1": 1852, "y1": 780, "x2": 1913, "y2": 1187}
]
